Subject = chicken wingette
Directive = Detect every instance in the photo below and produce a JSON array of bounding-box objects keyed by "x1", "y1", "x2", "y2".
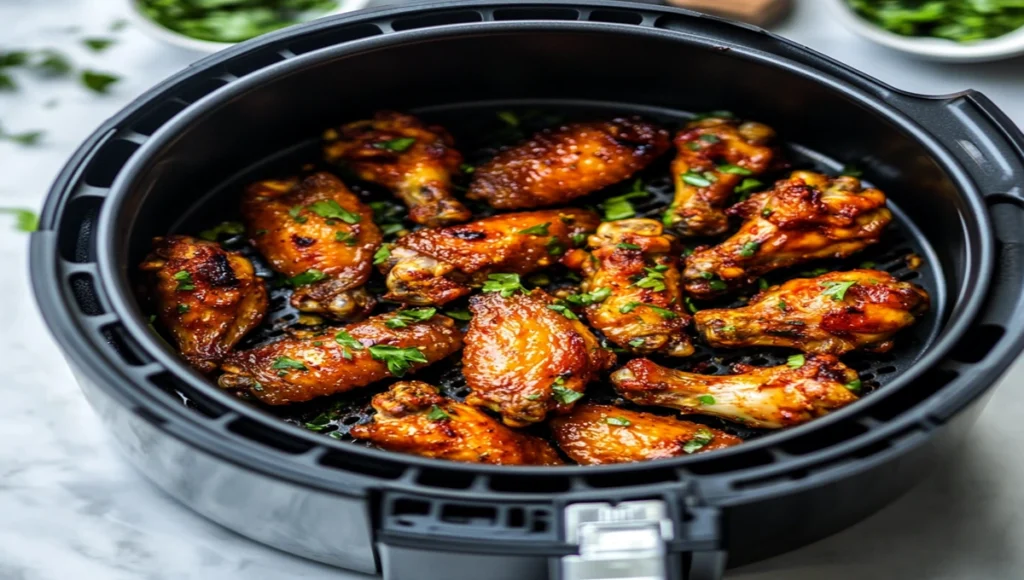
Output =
[
  {"x1": 683, "y1": 171, "x2": 892, "y2": 299},
  {"x1": 562, "y1": 219, "x2": 693, "y2": 357},
  {"x1": 242, "y1": 172, "x2": 381, "y2": 319},
  {"x1": 323, "y1": 111, "x2": 471, "y2": 227},
  {"x1": 349, "y1": 381, "x2": 563, "y2": 465},
  {"x1": 218, "y1": 310, "x2": 463, "y2": 405},
  {"x1": 462, "y1": 289, "x2": 616, "y2": 427},
  {"x1": 467, "y1": 118, "x2": 670, "y2": 210},
  {"x1": 664, "y1": 116, "x2": 776, "y2": 237},
  {"x1": 550, "y1": 403, "x2": 741, "y2": 465},
  {"x1": 379, "y1": 209, "x2": 601, "y2": 306},
  {"x1": 612, "y1": 356, "x2": 860, "y2": 429},
  {"x1": 140, "y1": 235, "x2": 268, "y2": 373},
  {"x1": 694, "y1": 269, "x2": 930, "y2": 355}
]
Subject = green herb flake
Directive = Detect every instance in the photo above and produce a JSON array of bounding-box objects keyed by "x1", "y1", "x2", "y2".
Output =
[
  {"x1": 373, "y1": 244, "x2": 393, "y2": 265},
  {"x1": 735, "y1": 178, "x2": 764, "y2": 196},
  {"x1": 272, "y1": 356, "x2": 308, "y2": 372},
  {"x1": 547, "y1": 303, "x2": 578, "y2": 320},
  {"x1": 551, "y1": 385, "x2": 583, "y2": 405},
  {"x1": 699, "y1": 134, "x2": 720, "y2": 144},
  {"x1": 372, "y1": 137, "x2": 416, "y2": 152},
  {"x1": 620, "y1": 301, "x2": 641, "y2": 314},
  {"x1": 600, "y1": 179, "x2": 648, "y2": 221},
  {"x1": 525, "y1": 394, "x2": 541, "y2": 401},
  {"x1": 334, "y1": 330, "x2": 364, "y2": 360},
  {"x1": 0, "y1": 208, "x2": 39, "y2": 232},
  {"x1": 606, "y1": 416, "x2": 631, "y2": 427},
  {"x1": 312, "y1": 341, "x2": 323, "y2": 347},
  {"x1": 83, "y1": 38, "x2": 115, "y2": 52},
  {"x1": 708, "y1": 279, "x2": 728, "y2": 292},
  {"x1": 571, "y1": 232, "x2": 587, "y2": 247},
  {"x1": 80, "y1": 70, "x2": 119, "y2": 94},
  {"x1": 566, "y1": 287, "x2": 612, "y2": 307},
  {"x1": 518, "y1": 222, "x2": 550, "y2": 236},
  {"x1": 444, "y1": 309, "x2": 472, "y2": 321},
  {"x1": 681, "y1": 170, "x2": 713, "y2": 188},
  {"x1": 778, "y1": 300, "x2": 788, "y2": 312},
  {"x1": 111, "y1": 19, "x2": 129, "y2": 32},
  {"x1": 33, "y1": 50, "x2": 72, "y2": 77},
  {"x1": 757, "y1": 278, "x2": 769, "y2": 290},
  {"x1": 426, "y1": 405, "x2": 450, "y2": 421},
  {"x1": 846, "y1": 378, "x2": 863, "y2": 393},
  {"x1": 385, "y1": 307, "x2": 437, "y2": 329},
  {"x1": 718, "y1": 163, "x2": 753, "y2": 176},
  {"x1": 820, "y1": 280, "x2": 857, "y2": 301},
  {"x1": 739, "y1": 241, "x2": 760, "y2": 258},
  {"x1": 647, "y1": 304, "x2": 678, "y2": 320},
  {"x1": 289, "y1": 269, "x2": 327, "y2": 287},
  {"x1": 617, "y1": 242, "x2": 642, "y2": 250},
  {"x1": 172, "y1": 270, "x2": 195, "y2": 291},
  {"x1": 860, "y1": 261, "x2": 877, "y2": 269},
  {"x1": 482, "y1": 273, "x2": 525, "y2": 298},
  {"x1": 460, "y1": 163, "x2": 475, "y2": 174},
  {"x1": 335, "y1": 230, "x2": 356, "y2": 245},
  {"x1": 840, "y1": 164, "x2": 863, "y2": 177},
  {"x1": 787, "y1": 354, "x2": 806, "y2": 369},
  {"x1": 546, "y1": 238, "x2": 565, "y2": 256},
  {"x1": 198, "y1": 221, "x2": 245, "y2": 241},
  {"x1": 497, "y1": 110, "x2": 520, "y2": 127},
  {"x1": 369, "y1": 345, "x2": 428, "y2": 377},
  {"x1": 686, "y1": 142, "x2": 702, "y2": 151},
  {"x1": 633, "y1": 267, "x2": 667, "y2": 292},
  {"x1": 697, "y1": 395, "x2": 716, "y2": 405},
  {"x1": 684, "y1": 297, "x2": 699, "y2": 314},
  {"x1": 308, "y1": 199, "x2": 360, "y2": 224},
  {"x1": 682, "y1": 428, "x2": 715, "y2": 454},
  {"x1": 628, "y1": 338, "x2": 645, "y2": 348},
  {"x1": 177, "y1": 304, "x2": 190, "y2": 314},
  {"x1": 288, "y1": 205, "x2": 308, "y2": 224},
  {"x1": 761, "y1": 207, "x2": 773, "y2": 218}
]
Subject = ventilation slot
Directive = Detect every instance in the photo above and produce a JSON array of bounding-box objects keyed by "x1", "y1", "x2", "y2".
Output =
[
  {"x1": 176, "y1": 77, "x2": 229, "y2": 104},
  {"x1": 58, "y1": 196, "x2": 102, "y2": 263},
  {"x1": 492, "y1": 7, "x2": 580, "y2": 21},
  {"x1": 133, "y1": 100, "x2": 186, "y2": 136},
  {"x1": 687, "y1": 448, "x2": 774, "y2": 475},
  {"x1": 69, "y1": 273, "x2": 104, "y2": 315},
  {"x1": 288, "y1": 23, "x2": 382, "y2": 54},
  {"x1": 949, "y1": 324, "x2": 1005, "y2": 364},
  {"x1": 392, "y1": 498, "x2": 431, "y2": 527},
  {"x1": 417, "y1": 468, "x2": 476, "y2": 490},
  {"x1": 488, "y1": 474, "x2": 571, "y2": 493},
  {"x1": 779, "y1": 421, "x2": 868, "y2": 456},
  {"x1": 227, "y1": 418, "x2": 314, "y2": 454},
  {"x1": 734, "y1": 468, "x2": 811, "y2": 490},
  {"x1": 148, "y1": 372, "x2": 228, "y2": 418},
  {"x1": 584, "y1": 467, "x2": 678, "y2": 489},
  {"x1": 440, "y1": 504, "x2": 498, "y2": 526},
  {"x1": 392, "y1": 10, "x2": 483, "y2": 31},
  {"x1": 226, "y1": 50, "x2": 285, "y2": 78},
  {"x1": 588, "y1": 9, "x2": 644, "y2": 24},
  {"x1": 871, "y1": 368, "x2": 959, "y2": 421},
  {"x1": 100, "y1": 324, "x2": 150, "y2": 366},
  {"x1": 507, "y1": 508, "x2": 526, "y2": 528},
  {"x1": 83, "y1": 139, "x2": 139, "y2": 188},
  {"x1": 319, "y1": 449, "x2": 406, "y2": 479}
]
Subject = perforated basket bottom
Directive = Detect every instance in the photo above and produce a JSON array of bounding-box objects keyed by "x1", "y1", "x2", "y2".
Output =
[{"x1": 167, "y1": 100, "x2": 944, "y2": 447}]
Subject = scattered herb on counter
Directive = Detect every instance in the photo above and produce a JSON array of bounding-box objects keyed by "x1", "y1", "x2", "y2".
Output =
[
  {"x1": 136, "y1": 0, "x2": 341, "y2": 43},
  {"x1": 0, "y1": 123, "x2": 44, "y2": 146},
  {"x1": 111, "y1": 19, "x2": 130, "y2": 32},
  {"x1": 385, "y1": 307, "x2": 437, "y2": 329},
  {"x1": 369, "y1": 345, "x2": 428, "y2": 377},
  {"x1": 83, "y1": 38, "x2": 116, "y2": 52},
  {"x1": 847, "y1": 0, "x2": 1024, "y2": 42},
  {"x1": 81, "y1": 70, "x2": 120, "y2": 94}
]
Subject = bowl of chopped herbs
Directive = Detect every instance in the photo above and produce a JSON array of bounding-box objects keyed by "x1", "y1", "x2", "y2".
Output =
[
  {"x1": 829, "y1": 0, "x2": 1024, "y2": 61},
  {"x1": 128, "y1": 0, "x2": 371, "y2": 53}
]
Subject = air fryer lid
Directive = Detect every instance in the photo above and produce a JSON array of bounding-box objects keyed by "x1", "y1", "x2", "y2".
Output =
[{"x1": 30, "y1": 2, "x2": 1024, "y2": 578}]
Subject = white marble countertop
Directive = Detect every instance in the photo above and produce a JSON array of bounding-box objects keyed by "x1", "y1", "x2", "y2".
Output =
[{"x1": 2, "y1": 1, "x2": 1023, "y2": 579}]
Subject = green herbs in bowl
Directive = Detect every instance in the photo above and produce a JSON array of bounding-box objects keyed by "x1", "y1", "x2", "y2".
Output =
[
  {"x1": 846, "y1": 0, "x2": 1024, "y2": 43},
  {"x1": 137, "y1": 0, "x2": 342, "y2": 44}
]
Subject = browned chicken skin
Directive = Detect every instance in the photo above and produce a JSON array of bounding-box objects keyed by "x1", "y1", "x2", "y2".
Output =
[
  {"x1": 349, "y1": 381, "x2": 563, "y2": 465},
  {"x1": 612, "y1": 356, "x2": 860, "y2": 429},
  {"x1": 323, "y1": 111, "x2": 471, "y2": 227},
  {"x1": 666, "y1": 116, "x2": 776, "y2": 237},
  {"x1": 467, "y1": 118, "x2": 670, "y2": 210},
  {"x1": 683, "y1": 171, "x2": 893, "y2": 299},
  {"x1": 218, "y1": 311, "x2": 463, "y2": 405},
  {"x1": 140, "y1": 235, "x2": 268, "y2": 373},
  {"x1": 462, "y1": 290, "x2": 616, "y2": 427},
  {"x1": 550, "y1": 403, "x2": 741, "y2": 465},
  {"x1": 563, "y1": 219, "x2": 693, "y2": 357},
  {"x1": 242, "y1": 172, "x2": 381, "y2": 319},
  {"x1": 380, "y1": 209, "x2": 601, "y2": 305},
  {"x1": 694, "y1": 269, "x2": 930, "y2": 355}
]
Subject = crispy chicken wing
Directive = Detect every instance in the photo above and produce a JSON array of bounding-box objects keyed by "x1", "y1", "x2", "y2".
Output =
[
  {"x1": 349, "y1": 381, "x2": 563, "y2": 465},
  {"x1": 694, "y1": 269, "x2": 929, "y2": 354},
  {"x1": 612, "y1": 356, "x2": 860, "y2": 429},
  {"x1": 550, "y1": 403, "x2": 741, "y2": 465},
  {"x1": 140, "y1": 235, "x2": 268, "y2": 373},
  {"x1": 683, "y1": 171, "x2": 892, "y2": 299},
  {"x1": 462, "y1": 290, "x2": 616, "y2": 427},
  {"x1": 562, "y1": 219, "x2": 693, "y2": 357},
  {"x1": 380, "y1": 209, "x2": 601, "y2": 305},
  {"x1": 242, "y1": 172, "x2": 381, "y2": 319},
  {"x1": 218, "y1": 311, "x2": 463, "y2": 405},
  {"x1": 467, "y1": 118, "x2": 670, "y2": 210},
  {"x1": 323, "y1": 111, "x2": 471, "y2": 227},
  {"x1": 665, "y1": 116, "x2": 776, "y2": 237}
]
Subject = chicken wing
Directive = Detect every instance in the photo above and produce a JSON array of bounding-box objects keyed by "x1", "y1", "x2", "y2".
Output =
[
  {"x1": 611, "y1": 356, "x2": 860, "y2": 429},
  {"x1": 462, "y1": 290, "x2": 616, "y2": 427},
  {"x1": 323, "y1": 111, "x2": 471, "y2": 227},
  {"x1": 550, "y1": 403, "x2": 741, "y2": 465},
  {"x1": 380, "y1": 209, "x2": 601, "y2": 306},
  {"x1": 665, "y1": 116, "x2": 776, "y2": 237},
  {"x1": 140, "y1": 235, "x2": 268, "y2": 373},
  {"x1": 467, "y1": 118, "x2": 670, "y2": 210},
  {"x1": 683, "y1": 171, "x2": 892, "y2": 299},
  {"x1": 218, "y1": 310, "x2": 463, "y2": 405},
  {"x1": 242, "y1": 172, "x2": 381, "y2": 319},
  {"x1": 694, "y1": 269, "x2": 929, "y2": 354},
  {"x1": 562, "y1": 219, "x2": 693, "y2": 357},
  {"x1": 349, "y1": 381, "x2": 563, "y2": 465}
]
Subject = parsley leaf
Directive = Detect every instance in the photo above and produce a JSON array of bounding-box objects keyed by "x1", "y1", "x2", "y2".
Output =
[
  {"x1": 172, "y1": 270, "x2": 195, "y2": 291},
  {"x1": 820, "y1": 280, "x2": 856, "y2": 301},
  {"x1": 619, "y1": 301, "x2": 641, "y2": 314},
  {"x1": 646, "y1": 304, "x2": 678, "y2": 320},
  {"x1": 289, "y1": 269, "x2": 327, "y2": 287},
  {"x1": 628, "y1": 338, "x2": 645, "y2": 347},
  {"x1": 551, "y1": 384, "x2": 583, "y2": 405},
  {"x1": 681, "y1": 170, "x2": 714, "y2": 187},
  {"x1": 682, "y1": 428, "x2": 715, "y2": 453},
  {"x1": 385, "y1": 308, "x2": 437, "y2": 329},
  {"x1": 198, "y1": 221, "x2": 244, "y2": 241},
  {"x1": 697, "y1": 395, "x2": 716, "y2": 405},
  {"x1": 272, "y1": 356, "x2": 308, "y2": 372},
  {"x1": 599, "y1": 179, "x2": 647, "y2": 221},
  {"x1": 496, "y1": 110, "x2": 519, "y2": 127},
  {"x1": 288, "y1": 205, "x2": 308, "y2": 224},
  {"x1": 718, "y1": 163, "x2": 752, "y2": 175},
  {"x1": 739, "y1": 241, "x2": 760, "y2": 258},
  {"x1": 787, "y1": 354, "x2": 806, "y2": 369},
  {"x1": 426, "y1": 405, "x2": 450, "y2": 421},
  {"x1": 846, "y1": 378, "x2": 862, "y2": 393},
  {"x1": 546, "y1": 238, "x2": 565, "y2": 256},
  {"x1": 373, "y1": 243, "x2": 392, "y2": 265},
  {"x1": 369, "y1": 345, "x2": 428, "y2": 377},
  {"x1": 547, "y1": 303, "x2": 578, "y2": 320},
  {"x1": 335, "y1": 230, "x2": 356, "y2": 245},
  {"x1": 307, "y1": 199, "x2": 360, "y2": 224},
  {"x1": 444, "y1": 309, "x2": 472, "y2": 321},
  {"x1": 565, "y1": 287, "x2": 611, "y2": 307},
  {"x1": 633, "y1": 267, "x2": 666, "y2": 292},
  {"x1": 334, "y1": 330, "x2": 364, "y2": 360},
  {"x1": 605, "y1": 417, "x2": 631, "y2": 427},
  {"x1": 482, "y1": 273, "x2": 525, "y2": 298},
  {"x1": 617, "y1": 242, "x2": 642, "y2": 250},
  {"x1": 372, "y1": 137, "x2": 416, "y2": 152},
  {"x1": 518, "y1": 222, "x2": 550, "y2": 235}
]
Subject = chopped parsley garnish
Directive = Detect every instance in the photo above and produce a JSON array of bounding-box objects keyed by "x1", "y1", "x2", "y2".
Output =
[
  {"x1": 571, "y1": 233, "x2": 587, "y2": 247},
  {"x1": 761, "y1": 207, "x2": 773, "y2": 218},
  {"x1": 699, "y1": 272, "x2": 714, "y2": 280},
  {"x1": 708, "y1": 279, "x2": 728, "y2": 292},
  {"x1": 566, "y1": 287, "x2": 611, "y2": 307},
  {"x1": 600, "y1": 179, "x2": 648, "y2": 221},
  {"x1": 385, "y1": 308, "x2": 437, "y2": 329},
  {"x1": 369, "y1": 201, "x2": 405, "y2": 237},
  {"x1": 647, "y1": 305, "x2": 678, "y2": 320},
  {"x1": 735, "y1": 178, "x2": 764, "y2": 196},
  {"x1": 820, "y1": 280, "x2": 856, "y2": 301},
  {"x1": 518, "y1": 222, "x2": 550, "y2": 236},
  {"x1": 546, "y1": 238, "x2": 565, "y2": 256},
  {"x1": 288, "y1": 205, "x2": 307, "y2": 224},
  {"x1": 682, "y1": 428, "x2": 714, "y2": 453},
  {"x1": 304, "y1": 411, "x2": 334, "y2": 432},
  {"x1": 840, "y1": 165, "x2": 863, "y2": 177},
  {"x1": 372, "y1": 137, "x2": 417, "y2": 152},
  {"x1": 289, "y1": 269, "x2": 326, "y2": 287},
  {"x1": 177, "y1": 304, "x2": 190, "y2": 314},
  {"x1": 681, "y1": 170, "x2": 715, "y2": 188},
  {"x1": 525, "y1": 394, "x2": 541, "y2": 400},
  {"x1": 684, "y1": 297, "x2": 699, "y2": 314},
  {"x1": 81, "y1": 70, "x2": 119, "y2": 94},
  {"x1": 460, "y1": 163, "x2": 475, "y2": 174},
  {"x1": 778, "y1": 300, "x2": 788, "y2": 312},
  {"x1": 497, "y1": 110, "x2": 519, "y2": 127},
  {"x1": 606, "y1": 416, "x2": 631, "y2": 427},
  {"x1": 718, "y1": 163, "x2": 752, "y2": 175},
  {"x1": 758, "y1": 278, "x2": 769, "y2": 290},
  {"x1": 551, "y1": 384, "x2": 583, "y2": 405},
  {"x1": 198, "y1": 221, "x2": 245, "y2": 241},
  {"x1": 846, "y1": 379, "x2": 862, "y2": 393},
  {"x1": 0, "y1": 208, "x2": 39, "y2": 232},
  {"x1": 335, "y1": 230, "x2": 356, "y2": 245},
  {"x1": 373, "y1": 244, "x2": 392, "y2": 265},
  {"x1": 694, "y1": 110, "x2": 734, "y2": 120},
  {"x1": 272, "y1": 356, "x2": 307, "y2": 372},
  {"x1": 482, "y1": 273, "x2": 525, "y2": 297},
  {"x1": 787, "y1": 354, "x2": 806, "y2": 369},
  {"x1": 526, "y1": 273, "x2": 551, "y2": 287},
  {"x1": 699, "y1": 134, "x2": 720, "y2": 143},
  {"x1": 697, "y1": 395, "x2": 716, "y2": 405},
  {"x1": 739, "y1": 241, "x2": 760, "y2": 258},
  {"x1": 633, "y1": 267, "x2": 666, "y2": 292},
  {"x1": 721, "y1": 325, "x2": 736, "y2": 332},
  {"x1": 369, "y1": 345, "x2": 428, "y2": 377},
  {"x1": 628, "y1": 338, "x2": 645, "y2": 348},
  {"x1": 308, "y1": 199, "x2": 360, "y2": 224},
  {"x1": 334, "y1": 330, "x2": 364, "y2": 360},
  {"x1": 686, "y1": 142, "x2": 702, "y2": 151},
  {"x1": 547, "y1": 303, "x2": 578, "y2": 320},
  {"x1": 617, "y1": 242, "x2": 642, "y2": 250},
  {"x1": 620, "y1": 302, "x2": 641, "y2": 314},
  {"x1": 860, "y1": 261, "x2": 877, "y2": 269},
  {"x1": 426, "y1": 405, "x2": 450, "y2": 421},
  {"x1": 172, "y1": 270, "x2": 195, "y2": 291},
  {"x1": 444, "y1": 309, "x2": 472, "y2": 321}
]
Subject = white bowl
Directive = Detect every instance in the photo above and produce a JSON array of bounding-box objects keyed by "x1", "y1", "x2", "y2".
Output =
[
  {"x1": 125, "y1": 0, "x2": 372, "y2": 54},
  {"x1": 826, "y1": 0, "x2": 1024, "y2": 62}
]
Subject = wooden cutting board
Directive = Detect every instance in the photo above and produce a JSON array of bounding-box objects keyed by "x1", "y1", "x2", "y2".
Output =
[{"x1": 664, "y1": 0, "x2": 793, "y2": 27}]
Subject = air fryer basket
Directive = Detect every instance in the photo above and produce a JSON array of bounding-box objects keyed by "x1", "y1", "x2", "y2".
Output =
[{"x1": 30, "y1": 2, "x2": 1024, "y2": 579}]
